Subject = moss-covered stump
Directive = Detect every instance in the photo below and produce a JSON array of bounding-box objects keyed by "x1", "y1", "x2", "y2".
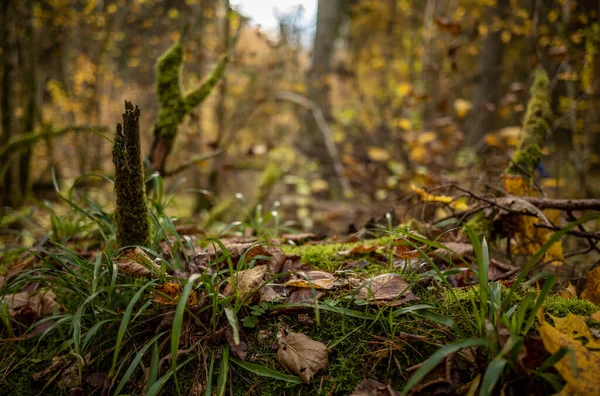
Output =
[
  {"x1": 149, "y1": 40, "x2": 228, "y2": 175},
  {"x1": 505, "y1": 67, "x2": 552, "y2": 179},
  {"x1": 113, "y1": 101, "x2": 150, "y2": 247}
]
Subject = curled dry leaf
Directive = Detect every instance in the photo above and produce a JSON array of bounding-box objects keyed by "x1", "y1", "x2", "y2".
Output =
[
  {"x1": 357, "y1": 274, "x2": 418, "y2": 307},
  {"x1": 116, "y1": 247, "x2": 161, "y2": 278},
  {"x1": 153, "y1": 282, "x2": 199, "y2": 306},
  {"x1": 277, "y1": 326, "x2": 328, "y2": 384},
  {"x1": 223, "y1": 265, "x2": 268, "y2": 297},
  {"x1": 350, "y1": 379, "x2": 399, "y2": 396},
  {"x1": 394, "y1": 232, "x2": 427, "y2": 260},
  {"x1": 582, "y1": 266, "x2": 600, "y2": 306},
  {"x1": 559, "y1": 281, "x2": 577, "y2": 300},
  {"x1": 285, "y1": 270, "x2": 335, "y2": 290}
]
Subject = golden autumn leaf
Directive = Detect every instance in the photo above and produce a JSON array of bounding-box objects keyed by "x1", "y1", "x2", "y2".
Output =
[
  {"x1": 558, "y1": 282, "x2": 577, "y2": 299},
  {"x1": 454, "y1": 99, "x2": 472, "y2": 119},
  {"x1": 367, "y1": 147, "x2": 390, "y2": 162},
  {"x1": 538, "y1": 309, "x2": 600, "y2": 395},
  {"x1": 153, "y1": 282, "x2": 199, "y2": 306},
  {"x1": 411, "y1": 185, "x2": 470, "y2": 211},
  {"x1": 581, "y1": 266, "x2": 600, "y2": 306}
]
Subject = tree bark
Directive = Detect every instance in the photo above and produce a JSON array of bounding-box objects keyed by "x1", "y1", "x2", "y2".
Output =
[
  {"x1": 1, "y1": 0, "x2": 19, "y2": 209},
  {"x1": 466, "y1": 0, "x2": 508, "y2": 146},
  {"x1": 304, "y1": 0, "x2": 345, "y2": 197}
]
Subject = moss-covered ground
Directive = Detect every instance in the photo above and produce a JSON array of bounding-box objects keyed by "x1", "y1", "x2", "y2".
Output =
[{"x1": 1, "y1": 235, "x2": 598, "y2": 395}]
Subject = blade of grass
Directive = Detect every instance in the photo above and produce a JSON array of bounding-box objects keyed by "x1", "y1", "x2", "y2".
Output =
[
  {"x1": 401, "y1": 339, "x2": 489, "y2": 396},
  {"x1": 171, "y1": 274, "x2": 201, "y2": 395},
  {"x1": 217, "y1": 345, "x2": 230, "y2": 396},
  {"x1": 230, "y1": 357, "x2": 303, "y2": 384}
]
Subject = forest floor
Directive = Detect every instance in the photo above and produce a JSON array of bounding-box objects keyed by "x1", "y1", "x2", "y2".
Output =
[{"x1": 1, "y1": 188, "x2": 600, "y2": 395}]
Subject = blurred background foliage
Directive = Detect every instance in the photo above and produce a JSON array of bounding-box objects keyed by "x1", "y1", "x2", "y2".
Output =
[{"x1": 1, "y1": 0, "x2": 599, "y2": 235}]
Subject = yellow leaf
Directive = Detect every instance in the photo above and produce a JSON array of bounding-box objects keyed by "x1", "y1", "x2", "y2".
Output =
[
  {"x1": 367, "y1": 147, "x2": 390, "y2": 162},
  {"x1": 397, "y1": 82, "x2": 412, "y2": 97},
  {"x1": 454, "y1": 99, "x2": 472, "y2": 119},
  {"x1": 501, "y1": 30, "x2": 512, "y2": 43},
  {"x1": 168, "y1": 8, "x2": 179, "y2": 19},
  {"x1": 541, "y1": 178, "x2": 566, "y2": 188},
  {"x1": 559, "y1": 71, "x2": 579, "y2": 81},
  {"x1": 417, "y1": 131, "x2": 437, "y2": 145},
  {"x1": 538, "y1": 310, "x2": 600, "y2": 395},
  {"x1": 411, "y1": 185, "x2": 469, "y2": 210},
  {"x1": 395, "y1": 118, "x2": 412, "y2": 130},
  {"x1": 582, "y1": 266, "x2": 600, "y2": 306},
  {"x1": 558, "y1": 281, "x2": 577, "y2": 299}
]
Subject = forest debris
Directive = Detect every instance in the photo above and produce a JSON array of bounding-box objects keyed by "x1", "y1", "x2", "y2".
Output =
[
  {"x1": 285, "y1": 270, "x2": 335, "y2": 290},
  {"x1": 277, "y1": 325, "x2": 328, "y2": 384},
  {"x1": 357, "y1": 274, "x2": 418, "y2": 307},
  {"x1": 115, "y1": 247, "x2": 161, "y2": 278},
  {"x1": 406, "y1": 353, "x2": 464, "y2": 394},
  {"x1": 226, "y1": 326, "x2": 248, "y2": 360},
  {"x1": 430, "y1": 242, "x2": 473, "y2": 262},
  {"x1": 224, "y1": 265, "x2": 268, "y2": 297},
  {"x1": 411, "y1": 185, "x2": 469, "y2": 211},
  {"x1": 350, "y1": 379, "x2": 399, "y2": 396},
  {"x1": 582, "y1": 267, "x2": 600, "y2": 306},
  {"x1": 538, "y1": 309, "x2": 600, "y2": 395},
  {"x1": 286, "y1": 288, "x2": 324, "y2": 305},
  {"x1": 559, "y1": 282, "x2": 578, "y2": 299},
  {"x1": 153, "y1": 282, "x2": 200, "y2": 306}
]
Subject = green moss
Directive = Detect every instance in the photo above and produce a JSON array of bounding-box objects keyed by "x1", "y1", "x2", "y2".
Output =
[
  {"x1": 544, "y1": 296, "x2": 598, "y2": 317},
  {"x1": 113, "y1": 102, "x2": 151, "y2": 247},
  {"x1": 505, "y1": 68, "x2": 552, "y2": 179}
]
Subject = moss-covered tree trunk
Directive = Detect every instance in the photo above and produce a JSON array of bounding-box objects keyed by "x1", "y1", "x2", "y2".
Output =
[
  {"x1": 113, "y1": 102, "x2": 150, "y2": 247},
  {"x1": 505, "y1": 68, "x2": 552, "y2": 180},
  {"x1": 148, "y1": 37, "x2": 228, "y2": 178}
]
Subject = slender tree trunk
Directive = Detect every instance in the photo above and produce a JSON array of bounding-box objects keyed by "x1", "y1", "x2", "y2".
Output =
[
  {"x1": 18, "y1": 0, "x2": 38, "y2": 200},
  {"x1": 1, "y1": 0, "x2": 20, "y2": 209},
  {"x1": 304, "y1": 0, "x2": 344, "y2": 197},
  {"x1": 466, "y1": 0, "x2": 508, "y2": 146}
]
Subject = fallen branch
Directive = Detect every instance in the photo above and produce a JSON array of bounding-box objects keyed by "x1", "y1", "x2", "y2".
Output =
[{"x1": 518, "y1": 197, "x2": 600, "y2": 211}]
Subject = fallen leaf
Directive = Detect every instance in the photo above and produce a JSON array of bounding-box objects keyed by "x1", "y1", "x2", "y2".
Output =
[
  {"x1": 277, "y1": 326, "x2": 328, "y2": 384},
  {"x1": 224, "y1": 265, "x2": 268, "y2": 297},
  {"x1": 357, "y1": 274, "x2": 418, "y2": 307},
  {"x1": 285, "y1": 270, "x2": 335, "y2": 290},
  {"x1": 116, "y1": 247, "x2": 161, "y2": 278},
  {"x1": 153, "y1": 282, "x2": 199, "y2": 306},
  {"x1": 582, "y1": 267, "x2": 600, "y2": 306},
  {"x1": 351, "y1": 379, "x2": 399, "y2": 396},
  {"x1": 559, "y1": 282, "x2": 577, "y2": 300},
  {"x1": 538, "y1": 309, "x2": 600, "y2": 395}
]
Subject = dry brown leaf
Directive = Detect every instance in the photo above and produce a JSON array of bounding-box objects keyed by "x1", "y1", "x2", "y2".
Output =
[
  {"x1": 224, "y1": 265, "x2": 268, "y2": 297},
  {"x1": 430, "y1": 242, "x2": 473, "y2": 262},
  {"x1": 591, "y1": 311, "x2": 600, "y2": 322},
  {"x1": 350, "y1": 379, "x2": 399, "y2": 396},
  {"x1": 285, "y1": 270, "x2": 335, "y2": 290},
  {"x1": 357, "y1": 274, "x2": 418, "y2": 307},
  {"x1": 582, "y1": 266, "x2": 600, "y2": 306},
  {"x1": 153, "y1": 282, "x2": 199, "y2": 306},
  {"x1": 116, "y1": 247, "x2": 161, "y2": 278},
  {"x1": 558, "y1": 282, "x2": 577, "y2": 300},
  {"x1": 277, "y1": 327, "x2": 328, "y2": 384}
]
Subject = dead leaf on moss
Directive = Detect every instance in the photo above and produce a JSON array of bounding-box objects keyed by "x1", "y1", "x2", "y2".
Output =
[
  {"x1": 116, "y1": 247, "x2": 161, "y2": 278},
  {"x1": 350, "y1": 379, "x2": 399, "y2": 396},
  {"x1": 357, "y1": 274, "x2": 418, "y2": 307},
  {"x1": 538, "y1": 309, "x2": 600, "y2": 395},
  {"x1": 285, "y1": 270, "x2": 335, "y2": 290},
  {"x1": 153, "y1": 282, "x2": 199, "y2": 306},
  {"x1": 224, "y1": 265, "x2": 268, "y2": 297},
  {"x1": 277, "y1": 326, "x2": 328, "y2": 384},
  {"x1": 582, "y1": 266, "x2": 600, "y2": 306},
  {"x1": 549, "y1": 313, "x2": 600, "y2": 349},
  {"x1": 591, "y1": 311, "x2": 600, "y2": 322},
  {"x1": 559, "y1": 282, "x2": 577, "y2": 299}
]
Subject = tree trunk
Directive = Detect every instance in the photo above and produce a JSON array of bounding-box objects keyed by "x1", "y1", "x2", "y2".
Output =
[
  {"x1": 303, "y1": 0, "x2": 344, "y2": 197},
  {"x1": 466, "y1": 0, "x2": 508, "y2": 146},
  {"x1": 18, "y1": 0, "x2": 38, "y2": 200},
  {"x1": 1, "y1": 0, "x2": 20, "y2": 209}
]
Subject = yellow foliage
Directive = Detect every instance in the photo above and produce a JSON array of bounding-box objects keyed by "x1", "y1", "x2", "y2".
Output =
[
  {"x1": 538, "y1": 309, "x2": 600, "y2": 395},
  {"x1": 367, "y1": 147, "x2": 390, "y2": 162},
  {"x1": 454, "y1": 99, "x2": 472, "y2": 119},
  {"x1": 503, "y1": 175, "x2": 564, "y2": 263},
  {"x1": 581, "y1": 266, "x2": 600, "y2": 306},
  {"x1": 411, "y1": 185, "x2": 469, "y2": 211}
]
